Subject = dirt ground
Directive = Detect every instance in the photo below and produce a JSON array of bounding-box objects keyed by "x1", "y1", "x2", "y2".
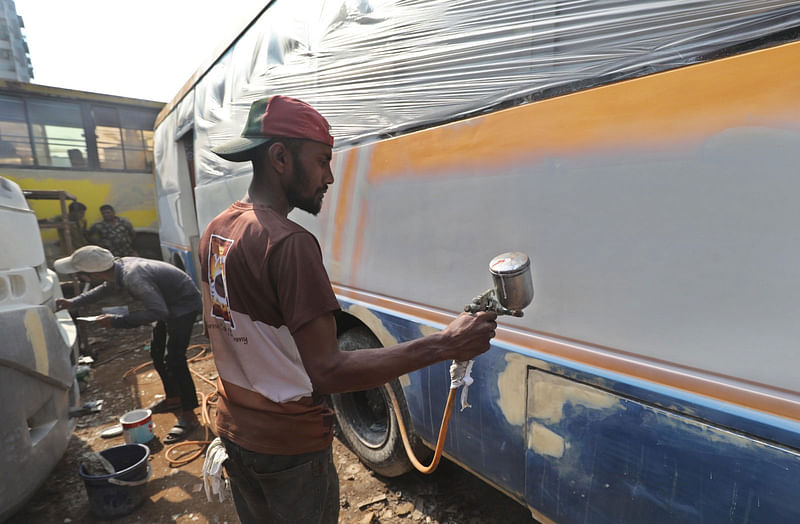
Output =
[{"x1": 7, "y1": 303, "x2": 535, "y2": 524}]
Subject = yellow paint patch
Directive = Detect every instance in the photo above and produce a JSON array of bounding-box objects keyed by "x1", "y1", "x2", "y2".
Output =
[
  {"x1": 3, "y1": 172, "x2": 157, "y2": 228},
  {"x1": 24, "y1": 309, "x2": 49, "y2": 376},
  {"x1": 345, "y1": 304, "x2": 399, "y2": 348},
  {"x1": 529, "y1": 372, "x2": 618, "y2": 424},
  {"x1": 5, "y1": 175, "x2": 112, "y2": 221},
  {"x1": 495, "y1": 353, "x2": 529, "y2": 426},
  {"x1": 529, "y1": 422, "x2": 566, "y2": 458},
  {"x1": 120, "y1": 209, "x2": 159, "y2": 229},
  {"x1": 530, "y1": 507, "x2": 557, "y2": 524}
]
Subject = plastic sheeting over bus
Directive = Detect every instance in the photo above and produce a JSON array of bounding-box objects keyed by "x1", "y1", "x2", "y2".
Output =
[{"x1": 155, "y1": 0, "x2": 800, "y2": 191}]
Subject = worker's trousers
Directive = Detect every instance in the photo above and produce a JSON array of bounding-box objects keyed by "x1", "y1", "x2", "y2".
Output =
[
  {"x1": 150, "y1": 311, "x2": 199, "y2": 411},
  {"x1": 221, "y1": 438, "x2": 339, "y2": 524}
]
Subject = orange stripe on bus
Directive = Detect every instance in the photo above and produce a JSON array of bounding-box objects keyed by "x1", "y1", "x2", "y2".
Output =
[
  {"x1": 349, "y1": 202, "x2": 369, "y2": 281},
  {"x1": 332, "y1": 150, "x2": 358, "y2": 261},
  {"x1": 368, "y1": 41, "x2": 800, "y2": 181}
]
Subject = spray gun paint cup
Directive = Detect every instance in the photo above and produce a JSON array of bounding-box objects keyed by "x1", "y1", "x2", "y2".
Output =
[{"x1": 489, "y1": 252, "x2": 533, "y2": 313}]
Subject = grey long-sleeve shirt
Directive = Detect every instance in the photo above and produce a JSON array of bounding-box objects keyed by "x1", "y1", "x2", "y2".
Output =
[{"x1": 72, "y1": 257, "x2": 202, "y2": 328}]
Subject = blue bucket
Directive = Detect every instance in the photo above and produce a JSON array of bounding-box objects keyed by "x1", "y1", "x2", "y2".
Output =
[{"x1": 78, "y1": 443, "x2": 152, "y2": 519}]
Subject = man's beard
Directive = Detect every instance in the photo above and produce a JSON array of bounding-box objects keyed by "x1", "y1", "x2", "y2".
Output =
[{"x1": 286, "y1": 153, "x2": 323, "y2": 216}]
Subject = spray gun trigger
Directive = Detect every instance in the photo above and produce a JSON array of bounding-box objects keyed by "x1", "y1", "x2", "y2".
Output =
[
  {"x1": 464, "y1": 288, "x2": 495, "y2": 313},
  {"x1": 464, "y1": 289, "x2": 523, "y2": 317}
]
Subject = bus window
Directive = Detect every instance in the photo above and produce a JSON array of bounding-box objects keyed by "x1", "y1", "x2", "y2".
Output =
[
  {"x1": 0, "y1": 95, "x2": 33, "y2": 166},
  {"x1": 26, "y1": 99, "x2": 87, "y2": 168},
  {"x1": 122, "y1": 128, "x2": 148, "y2": 171},
  {"x1": 120, "y1": 108, "x2": 156, "y2": 172},
  {"x1": 91, "y1": 105, "x2": 125, "y2": 170}
]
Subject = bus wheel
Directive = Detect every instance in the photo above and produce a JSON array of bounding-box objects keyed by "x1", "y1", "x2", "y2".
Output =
[{"x1": 331, "y1": 326, "x2": 415, "y2": 477}]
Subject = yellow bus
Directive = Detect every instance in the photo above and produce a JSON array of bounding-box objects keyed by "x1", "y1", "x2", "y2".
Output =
[
  {"x1": 0, "y1": 80, "x2": 164, "y2": 262},
  {"x1": 154, "y1": 1, "x2": 800, "y2": 521}
]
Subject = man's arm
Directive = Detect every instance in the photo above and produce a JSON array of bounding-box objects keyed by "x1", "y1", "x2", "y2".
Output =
[
  {"x1": 111, "y1": 279, "x2": 169, "y2": 328},
  {"x1": 270, "y1": 231, "x2": 495, "y2": 393},
  {"x1": 293, "y1": 310, "x2": 497, "y2": 394},
  {"x1": 55, "y1": 281, "x2": 113, "y2": 311}
]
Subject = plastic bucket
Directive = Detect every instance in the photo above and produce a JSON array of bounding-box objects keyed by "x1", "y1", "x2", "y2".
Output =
[
  {"x1": 79, "y1": 443, "x2": 152, "y2": 519},
  {"x1": 120, "y1": 409, "x2": 154, "y2": 444}
]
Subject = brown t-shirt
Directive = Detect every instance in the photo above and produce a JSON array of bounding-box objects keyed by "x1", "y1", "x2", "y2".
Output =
[{"x1": 199, "y1": 202, "x2": 340, "y2": 455}]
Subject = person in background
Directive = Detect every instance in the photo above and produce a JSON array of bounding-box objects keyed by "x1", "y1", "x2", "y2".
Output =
[
  {"x1": 89, "y1": 204, "x2": 137, "y2": 256},
  {"x1": 43, "y1": 200, "x2": 89, "y2": 254},
  {"x1": 54, "y1": 245, "x2": 202, "y2": 444},
  {"x1": 200, "y1": 95, "x2": 498, "y2": 523}
]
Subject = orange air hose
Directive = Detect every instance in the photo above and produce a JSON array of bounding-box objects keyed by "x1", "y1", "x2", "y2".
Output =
[{"x1": 385, "y1": 383, "x2": 458, "y2": 474}]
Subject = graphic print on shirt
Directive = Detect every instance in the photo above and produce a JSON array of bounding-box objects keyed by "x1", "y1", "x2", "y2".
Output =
[{"x1": 208, "y1": 234, "x2": 235, "y2": 328}]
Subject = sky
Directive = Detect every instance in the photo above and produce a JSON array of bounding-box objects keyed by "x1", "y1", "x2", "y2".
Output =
[{"x1": 14, "y1": 0, "x2": 267, "y2": 103}]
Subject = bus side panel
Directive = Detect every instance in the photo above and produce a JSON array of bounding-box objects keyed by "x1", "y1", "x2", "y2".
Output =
[
  {"x1": 329, "y1": 42, "x2": 800, "y2": 398},
  {"x1": 524, "y1": 368, "x2": 800, "y2": 523},
  {"x1": 153, "y1": 111, "x2": 199, "y2": 260},
  {"x1": 338, "y1": 295, "x2": 800, "y2": 520}
]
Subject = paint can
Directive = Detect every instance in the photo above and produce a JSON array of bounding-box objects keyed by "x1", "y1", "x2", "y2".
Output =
[{"x1": 119, "y1": 409, "x2": 154, "y2": 444}]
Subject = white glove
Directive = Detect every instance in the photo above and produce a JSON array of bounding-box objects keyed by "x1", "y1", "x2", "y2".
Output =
[
  {"x1": 449, "y1": 359, "x2": 475, "y2": 411},
  {"x1": 202, "y1": 437, "x2": 229, "y2": 502}
]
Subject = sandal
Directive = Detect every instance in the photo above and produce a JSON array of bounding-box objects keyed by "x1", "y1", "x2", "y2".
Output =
[
  {"x1": 147, "y1": 398, "x2": 181, "y2": 414},
  {"x1": 163, "y1": 418, "x2": 197, "y2": 444}
]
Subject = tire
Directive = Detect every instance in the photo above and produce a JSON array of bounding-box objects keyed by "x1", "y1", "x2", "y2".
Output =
[{"x1": 331, "y1": 326, "x2": 426, "y2": 477}]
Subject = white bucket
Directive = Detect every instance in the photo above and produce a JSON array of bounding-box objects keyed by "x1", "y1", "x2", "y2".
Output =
[{"x1": 120, "y1": 409, "x2": 154, "y2": 444}]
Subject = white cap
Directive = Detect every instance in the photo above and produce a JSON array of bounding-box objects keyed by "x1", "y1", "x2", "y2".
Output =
[{"x1": 54, "y1": 246, "x2": 115, "y2": 274}]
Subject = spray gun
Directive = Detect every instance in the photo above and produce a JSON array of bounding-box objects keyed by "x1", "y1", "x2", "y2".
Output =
[
  {"x1": 454, "y1": 252, "x2": 534, "y2": 409},
  {"x1": 387, "y1": 252, "x2": 534, "y2": 473},
  {"x1": 465, "y1": 252, "x2": 534, "y2": 316}
]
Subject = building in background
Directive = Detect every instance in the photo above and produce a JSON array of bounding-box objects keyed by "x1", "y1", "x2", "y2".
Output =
[{"x1": 0, "y1": 0, "x2": 33, "y2": 82}]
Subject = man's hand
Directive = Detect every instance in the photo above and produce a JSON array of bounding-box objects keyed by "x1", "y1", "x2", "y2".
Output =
[
  {"x1": 55, "y1": 298, "x2": 74, "y2": 312},
  {"x1": 440, "y1": 311, "x2": 498, "y2": 361}
]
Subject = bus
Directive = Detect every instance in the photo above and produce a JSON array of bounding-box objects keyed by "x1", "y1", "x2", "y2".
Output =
[
  {"x1": 152, "y1": 1, "x2": 800, "y2": 521},
  {"x1": 0, "y1": 176, "x2": 80, "y2": 520},
  {"x1": 0, "y1": 80, "x2": 164, "y2": 264}
]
